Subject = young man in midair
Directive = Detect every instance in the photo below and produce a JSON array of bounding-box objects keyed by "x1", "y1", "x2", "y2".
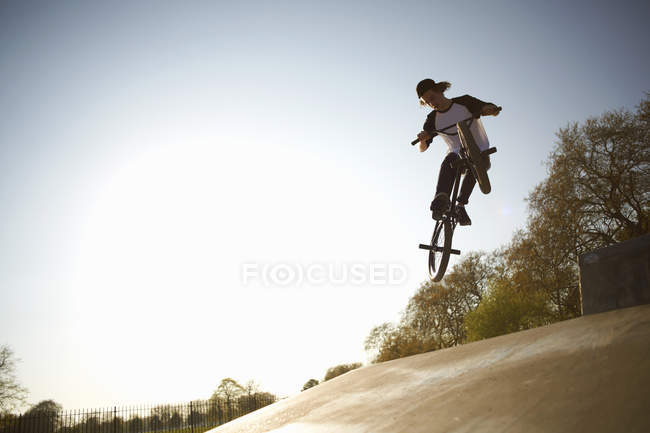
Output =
[{"x1": 416, "y1": 78, "x2": 501, "y2": 225}]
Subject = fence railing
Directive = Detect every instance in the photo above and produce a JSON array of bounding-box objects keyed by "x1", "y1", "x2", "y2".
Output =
[{"x1": 0, "y1": 395, "x2": 276, "y2": 433}]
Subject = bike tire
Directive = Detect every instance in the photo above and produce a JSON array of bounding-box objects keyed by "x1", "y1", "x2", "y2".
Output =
[
  {"x1": 457, "y1": 120, "x2": 492, "y2": 194},
  {"x1": 429, "y1": 219, "x2": 453, "y2": 282}
]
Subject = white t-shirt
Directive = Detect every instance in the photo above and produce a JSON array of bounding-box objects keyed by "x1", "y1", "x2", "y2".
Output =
[{"x1": 434, "y1": 102, "x2": 490, "y2": 154}]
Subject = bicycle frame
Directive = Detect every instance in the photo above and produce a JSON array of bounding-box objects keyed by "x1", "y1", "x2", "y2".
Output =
[{"x1": 442, "y1": 146, "x2": 470, "y2": 226}]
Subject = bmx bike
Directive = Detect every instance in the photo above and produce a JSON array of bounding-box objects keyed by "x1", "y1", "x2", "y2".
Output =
[{"x1": 411, "y1": 112, "x2": 499, "y2": 281}]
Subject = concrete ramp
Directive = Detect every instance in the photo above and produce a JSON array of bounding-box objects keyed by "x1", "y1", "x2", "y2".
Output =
[{"x1": 209, "y1": 304, "x2": 650, "y2": 433}]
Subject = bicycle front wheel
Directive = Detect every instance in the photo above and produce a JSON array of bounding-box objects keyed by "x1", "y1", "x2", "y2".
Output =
[{"x1": 429, "y1": 219, "x2": 453, "y2": 282}]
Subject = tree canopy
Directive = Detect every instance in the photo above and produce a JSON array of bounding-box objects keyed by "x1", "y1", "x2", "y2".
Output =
[
  {"x1": 323, "y1": 363, "x2": 362, "y2": 381},
  {"x1": 301, "y1": 379, "x2": 319, "y2": 391}
]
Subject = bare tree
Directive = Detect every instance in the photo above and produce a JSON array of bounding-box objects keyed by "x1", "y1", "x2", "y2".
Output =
[
  {"x1": 0, "y1": 345, "x2": 28, "y2": 414},
  {"x1": 243, "y1": 380, "x2": 260, "y2": 397},
  {"x1": 212, "y1": 378, "x2": 244, "y2": 403}
]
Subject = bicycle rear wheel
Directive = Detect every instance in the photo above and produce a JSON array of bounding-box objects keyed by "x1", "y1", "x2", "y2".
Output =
[
  {"x1": 457, "y1": 120, "x2": 491, "y2": 194},
  {"x1": 429, "y1": 219, "x2": 453, "y2": 282}
]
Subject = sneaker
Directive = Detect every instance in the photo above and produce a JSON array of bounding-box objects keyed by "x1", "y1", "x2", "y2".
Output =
[
  {"x1": 457, "y1": 205, "x2": 472, "y2": 226},
  {"x1": 430, "y1": 193, "x2": 450, "y2": 220}
]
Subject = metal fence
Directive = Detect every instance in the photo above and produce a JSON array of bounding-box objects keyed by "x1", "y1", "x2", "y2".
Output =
[{"x1": 0, "y1": 395, "x2": 277, "y2": 433}]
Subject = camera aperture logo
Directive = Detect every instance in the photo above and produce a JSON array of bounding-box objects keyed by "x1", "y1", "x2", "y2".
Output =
[{"x1": 242, "y1": 261, "x2": 408, "y2": 287}]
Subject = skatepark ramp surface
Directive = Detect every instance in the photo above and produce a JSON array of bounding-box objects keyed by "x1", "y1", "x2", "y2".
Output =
[{"x1": 208, "y1": 304, "x2": 650, "y2": 433}]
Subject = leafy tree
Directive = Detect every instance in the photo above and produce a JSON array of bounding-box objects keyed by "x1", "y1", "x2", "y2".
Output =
[
  {"x1": 363, "y1": 323, "x2": 395, "y2": 355},
  {"x1": 501, "y1": 230, "x2": 580, "y2": 320},
  {"x1": 238, "y1": 391, "x2": 276, "y2": 412},
  {"x1": 405, "y1": 252, "x2": 496, "y2": 347},
  {"x1": 535, "y1": 95, "x2": 650, "y2": 246},
  {"x1": 169, "y1": 411, "x2": 182, "y2": 429},
  {"x1": 464, "y1": 279, "x2": 553, "y2": 341},
  {"x1": 363, "y1": 322, "x2": 398, "y2": 362},
  {"x1": 83, "y1": 416, "x2": 100, "y2": 433},
  {"x1": 0, "y1": 413, "x2": 20, "y2": 433},
  {"x1": 441, "y1": 251, "x2": 496, "y2": 307},
  {"x1": 403, "y1": 281, "x2": 466, "y2": 348},
  {"x1": 364, "y1": 253, "x2": 496, "y2": 363},
  {"x1": 512, "y1": 94, "x2": 650, "y2": 318},
  {"x1": 148, "y1": 414, "x2": 162, "y2": 431},
  {"x1": 323, "y1": 363, "x2": 362, "y2": 381},
  {"x1": 188, "y1": 401, "x2": 207, "y2": 427},
  {"x1": 23, "y1": 400, "x2": 61, "y2": 417},
  {"x1": 151, "y1": 405, "x2": 172, "y2": 426},
  {"x1": 0, "y1": 346, "x2": 28, "y2": 413},
  {"x1": 99, "y1": 416, "x2": 123, "y2": 433},
  {"x1": 301, "y1": 379, "x2": 319, "y2": 391},
  {"x1": 364, "y1": 323, "x2": 438, "y2": 363},
  {"x1": 23, "y1": 400, "x2": 62, "y2": 433},
  {"x1": 126, "y1": 416, "x2": 143, "y2": 433},
  {"x1": 115, "y1": 417, "x2": 125, "y2": 433}
]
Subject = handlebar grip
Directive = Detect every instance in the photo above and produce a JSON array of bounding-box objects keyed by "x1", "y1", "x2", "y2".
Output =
[{"x1": 411, "y1": 138, "x2": 419, "y2": 146}]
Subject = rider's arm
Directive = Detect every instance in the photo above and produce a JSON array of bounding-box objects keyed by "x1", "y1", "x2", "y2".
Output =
[
  {"x1": 417, "y1": 134, "x2": 430, "y2": 152},
  {"x1": 454, "y1": 95, "x2": 499, "y2": 118},
  {"x1": 481, "y1": 103, "x2": 501, "y2": 116},
  {"x1": 417, "y1": 129, "x2": 437, "y2": 152},
  {"x1": 420, "y1": 111, "x2": 438, "y2": 148}
]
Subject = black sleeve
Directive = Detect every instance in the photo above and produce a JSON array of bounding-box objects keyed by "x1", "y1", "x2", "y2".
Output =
[
  {"x1": 422, "y1": 111, "x2": 438, "y2": 144},
  {"x1": 453, "y1": 95, "x2": 491, "y2": 118}
]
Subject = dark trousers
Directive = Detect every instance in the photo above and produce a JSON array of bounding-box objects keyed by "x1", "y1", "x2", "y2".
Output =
[{"x1": 435, "y1": 152, "x2": 487, "y2": 205}]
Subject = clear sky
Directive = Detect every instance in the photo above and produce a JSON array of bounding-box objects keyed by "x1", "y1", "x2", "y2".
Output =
[{"x1": 1, "y1": 0, "x2": 648, "y2": 410}]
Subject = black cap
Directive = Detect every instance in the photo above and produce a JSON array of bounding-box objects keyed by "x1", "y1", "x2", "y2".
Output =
[{"x1": 416, "y1": 79, "x2": 437, "y2": 98}]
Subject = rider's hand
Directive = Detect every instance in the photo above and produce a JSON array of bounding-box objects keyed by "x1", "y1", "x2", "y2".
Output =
[
  {"x1": 417, "y1": 131, "x2": 431, "y2": 152},
  {"x1": 481, "y1": 104, "x2": 502, "y2": 116}
]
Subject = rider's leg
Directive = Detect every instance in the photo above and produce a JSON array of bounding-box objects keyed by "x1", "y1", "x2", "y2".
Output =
[
  {"x1": 435, "y1": 153, "x2": 459, "y2": 197},
  {"x1": 431, "y1": 153, "x2": 459, "y2": 219},
  {"x1": 456, "y1": 156, "x2": 491, "y2": 226},
  {"x1": 456, "y1": 171, "x2": 475, "y2": 226},
  {"x1": 457, "y1": 172, "x2": 476, "y2": 206},
  {"x1": 457, "y1": 156, "x2": 491, "y2": 206}
]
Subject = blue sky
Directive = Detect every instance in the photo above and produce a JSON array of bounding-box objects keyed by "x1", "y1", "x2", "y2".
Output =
[{"x1": 1, "y1": 0, "x2": 648, "y2": 409}]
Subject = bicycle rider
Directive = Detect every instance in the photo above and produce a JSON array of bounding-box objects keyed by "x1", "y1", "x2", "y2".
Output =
[{"x1": 416, "y1": 79, "x2": 501, "y2": 226}]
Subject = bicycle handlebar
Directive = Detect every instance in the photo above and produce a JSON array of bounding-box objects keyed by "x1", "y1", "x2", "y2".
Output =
[
  {"x1": 410, "y1": 116, "x2": 474, "y2": 145},
  {"x1": 411, "y1": 107, "x2": 501, "y2": 146}
]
